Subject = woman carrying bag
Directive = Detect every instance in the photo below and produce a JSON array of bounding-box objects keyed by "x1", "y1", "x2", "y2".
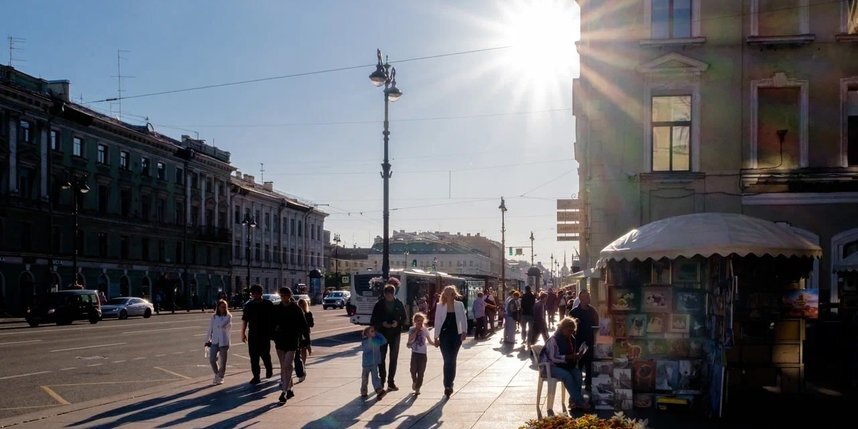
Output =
[{"x1": 205, "y1": 299, "x2": 232, "y2": 385}]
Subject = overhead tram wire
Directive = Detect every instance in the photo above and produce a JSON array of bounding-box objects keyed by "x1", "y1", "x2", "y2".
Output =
[{"x1": 85, "y1": 46, "x2": 513, "y2": 104}]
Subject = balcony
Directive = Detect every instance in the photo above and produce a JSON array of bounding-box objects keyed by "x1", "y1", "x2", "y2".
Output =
[
  {"x1": 195, "y1": 225, "x2": 231, "y2": 242},
  {"x1": 741, "y1": 167, "x2": 858, "y2": 193}
]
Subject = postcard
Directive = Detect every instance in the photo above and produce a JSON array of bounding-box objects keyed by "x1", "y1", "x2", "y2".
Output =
[
  {"x1": 655, "y1": 359, "x2": 679, "y2": 391},
  {"x1": 626, "y1": 314, "x2": 647, "y2": 337},
  {"x1": 669, "y1": 313, "x2": 690, "y2": 334},
  {"x1": 642, "y1": 287, "x2": 672, "y2": 312},
  {"x1": 646, "y1": 313, "x2": 668, "y2": 334}
]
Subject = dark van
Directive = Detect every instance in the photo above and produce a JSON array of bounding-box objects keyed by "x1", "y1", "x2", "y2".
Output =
[{"x1": 26, "y1": 289, "x2": 102, "y2": 326}]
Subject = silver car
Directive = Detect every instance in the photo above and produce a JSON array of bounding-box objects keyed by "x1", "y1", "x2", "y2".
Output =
[
  {"x1": 262, "y1": 293, "x2": 282, "y2": 305},
  {"x1": 101, "y1": 297, "x2": 154, "y2": 319}
]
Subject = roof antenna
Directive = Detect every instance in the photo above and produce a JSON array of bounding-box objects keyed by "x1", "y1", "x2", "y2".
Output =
[
  {"x1": 8, "y1": 36, "x2": 25, "y2": 67},
  {"x1": 260, "y1": 163, "x2": 265, "y2": 183},
  {"x1": 112, "y1": 49, "x2": 134, "y2": 121}
]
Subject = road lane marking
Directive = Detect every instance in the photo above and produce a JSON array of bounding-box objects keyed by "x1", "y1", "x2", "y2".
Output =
[
  {"x1": 122, "y1": 326, "x2": 199, "y2": 334},
  {"x1": 113, "y1": 360, "x2": 126, "y2": 363},
  {"x1": 86, "y1": 363, "x2": 102, "y2": 367},
  {"x1": 50, "y1": 379, "x2": 175, "y2": 387},
  {"x1": 155, "y1": 354, "x2": 166, "y2": 357},
  {"x1": 153, "y1": 366, "x2": 191, "y2": 379},
  {"x1": 50, "y1": 342, "x2": 126, "y2": 353},
  {"x1": 232, "y1": 353, "x2": 250, "y2": 360},
  {"x1": 40, "y1": 386, "x2": 70, "y2": 405},
  {"x1": 132, "y1": 357, "x2": 146, "y2": 361},
  {"x1": 0, "y1": 339, "x2": 42, "y2": 346},
  {"x1": 313, "y1": 325, "x2": 362, "y2": 335},
  {"x1": 59, "y1": 367, "x2": 76, "y2": 371},
  {"x1": 0, "y1": 371, "x2": 50, "y2": 380}
]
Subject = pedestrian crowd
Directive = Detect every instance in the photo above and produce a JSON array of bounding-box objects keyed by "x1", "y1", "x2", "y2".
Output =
[{"x1": 204, "y1": 279, "x2": 599, "y2": 412}]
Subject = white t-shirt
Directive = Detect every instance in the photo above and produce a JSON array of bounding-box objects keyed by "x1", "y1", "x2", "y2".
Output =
[{"x1": 407, "y1": 326, "x2": 431, "y2": 354}]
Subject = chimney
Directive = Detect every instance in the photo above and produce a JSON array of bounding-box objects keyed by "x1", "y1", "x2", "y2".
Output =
[
  {"x1": 263, "y1": 181, "x2": 274, "y2": 191},
  {"x1": 45, "y1": 80, "x2": 70, "y2": 101}
]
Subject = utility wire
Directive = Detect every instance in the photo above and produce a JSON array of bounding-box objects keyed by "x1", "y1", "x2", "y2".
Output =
[{"x1": 85, "y1": 46, "x2": 512, "y2": 104}]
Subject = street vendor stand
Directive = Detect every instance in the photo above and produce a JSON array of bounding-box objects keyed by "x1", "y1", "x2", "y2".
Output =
[{"x1": 591, "y1": 213, "x2": 821, "y2": 417}]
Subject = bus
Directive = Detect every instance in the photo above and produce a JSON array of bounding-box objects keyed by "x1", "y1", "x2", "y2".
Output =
[{"x1": 349, "y1": 269, "x2": 469, "y2": 328}]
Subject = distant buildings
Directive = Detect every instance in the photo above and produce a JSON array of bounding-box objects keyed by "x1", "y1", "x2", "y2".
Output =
[{"x1": 0, "y1": 65, "x2": 325, "y2": 315}]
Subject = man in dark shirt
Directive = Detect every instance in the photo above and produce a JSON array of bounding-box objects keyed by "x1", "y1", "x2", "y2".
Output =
[
  {"x1": 568, "y1": 289, "x2": 599, "y2": 400},
  {"x1": 241, "y1": 284, "x2": 273, "y2": 384},
  {"x1": 520, "y1": 286, "x2": 536, "y2": 348},
  {"x1": 271, "y1": 287, "x2": 310, "y2": 403},
  {"x1": 370, "y1": 283, "x2": 406, "y2": 391}
]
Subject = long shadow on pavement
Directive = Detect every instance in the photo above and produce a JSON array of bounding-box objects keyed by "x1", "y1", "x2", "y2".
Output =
[{"x1": 66, "y1": 380, "x2": 281, "y2": 428}]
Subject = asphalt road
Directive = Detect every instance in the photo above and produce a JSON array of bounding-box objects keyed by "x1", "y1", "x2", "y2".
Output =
[{"x1": 0, "y1": 305, "x2": 361, "y2": 420}]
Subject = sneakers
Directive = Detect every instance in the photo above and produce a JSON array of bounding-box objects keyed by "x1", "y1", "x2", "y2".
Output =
[
  {"x1": 412, "y1": 381, "x2": 417, "y2": 391},
  {"x1": 360, "y1": 392, "x2": 369, "y2": 398},
  {"x1": 279, "y1": 392, "x2": 287, "y2": 403},
  {"x1": 376, "y1": 389, "x2": 387, "y2": 400},
  {"x1": 286, "y1": 390, "x2": 295, "y2": 400},
  {"x1": 217, "y1": 377, "x2": 224, "y2": 385},
  {"x1": 212, "y1": 375, "x2": 220, "y2": 385},
  {"x1": 298, "y1": 375, "x2": 306, "y2": 383},
  {"x1": 249, "y1": 377, "x2": 261, "y2": 385},
  {"x1": 387, "y1": 384, "x2": 399, "y2": 391}
]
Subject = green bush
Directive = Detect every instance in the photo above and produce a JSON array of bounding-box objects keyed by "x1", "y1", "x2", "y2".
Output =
[{"x1": 519, "y1": 412, "x2": 648, "y2": 429}]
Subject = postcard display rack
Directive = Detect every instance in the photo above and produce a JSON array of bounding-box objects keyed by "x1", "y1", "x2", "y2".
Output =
[{"x1": 595, "y1": 257, "x2": 727, "y2": 414}]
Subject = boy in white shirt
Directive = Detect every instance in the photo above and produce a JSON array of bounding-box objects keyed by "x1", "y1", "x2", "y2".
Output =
[{"x1": 406, "y1": 312, "x2": 435, "y2": 394}]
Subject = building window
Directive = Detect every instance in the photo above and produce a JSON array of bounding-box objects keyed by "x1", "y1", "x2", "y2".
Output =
[
  {"x1": 274, "y1": 246, "x2": 280, "y2": 263},
  {"x1": 176, "y1": 241, "x2": 183, "y2": 263},
  {"x1": 191, "y1": 206, "x2": 199, "y2": 227},
  {"x1": 750, "y1": 73, "x2": 808, "y2": 169},
  {"x1": 191, "y1": 173, "x2": 199, "y2": 189},
  {"x1": 651, "y1": 95, "x2": 691, "y2": 171},
  {"x1": 141, "y1": 195, "x2": 152, "y2": 221},
  {"x1": 176, "y1": 204, "x2": 185, "y2": 226},
  {"x1": 97, "y1": 232, "x2": 108, "y2": 257},
  {"x1": 264, "y1": 213, "x2": 270, "y2": 231},
  {"x1": 97, "y1": 144, "x2": 108, "y2": 165},
  {"x1": 142, "y1": 238, "x2": 150, "y2": 261},
  {"x1": 848, "y1": 87, "x2": 858, "y2": 165},
  {"x1": 156, "y1": 198, "x2": 166, "y2": 223},
  {"x1": 652, "y1": 0, "x2": 691, "y2": 38},
  {"x1": 176, "y1": 167, "x2": 184, "y2": 184},
  {"x1": 291, "y1": 219, "x2": 296, "y2": 236},
  {"x1": 50, "y1": 129, "x2": 59, "y2": 151},
  {"x1": 265, "y1": 244, "x2": 271, "y2": 262},
  {"x1": 298, "y1": 220, "x2": 303, "y2": 237},
  {"x1": 140, "y1": 157, "x2": 150, "y2": 176},
  {"x1": 19, "y1": 120, "x2": 31, "y2": 143},
  {"x1": 156, "y1": 162, "x2": 166, "y2": 180},
  {"x1": 255, "y1": 243, "x2": 261, "y2": 260},
  {"x1": 234, "y1": 240, "x2": 241, "y2": 259},
  {"x1": 848, "y1": 0, "x2": 858, "y2": 34},
  {"x1": 119, "y1": 151, "x2": 129, "y2": 170},
  {"x1": 73, "y1": 137, "x2": 84, "y2": 157},
  {"x1": 120, "y1": 189, "x2": 131, "y2": 218},
  {"x1": 234, "y1": 205, "x2": 241, "y2": 224},
  {"x1": 120, "y1": 236, "x2": 130, "y2": 259},
  {"x1": 98, "y1": 185, "x2": 110, "y2": 214},
  {"x1": 159, "y1": 240, "x2": 166, "y2": 262},
  {"x1": 752, "y1": 0, "x2": 808, "y2": 36},
  {"x1": 290, "y1": 248, "x2": 295, "y2": 264}
]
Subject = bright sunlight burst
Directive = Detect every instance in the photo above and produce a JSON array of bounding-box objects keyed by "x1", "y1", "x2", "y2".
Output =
[{"x1": 477, "y1": 0, "x2": 580, "y2": 108}]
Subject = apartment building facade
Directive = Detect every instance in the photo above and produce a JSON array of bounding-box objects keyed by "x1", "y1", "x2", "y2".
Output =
[{"x1": 574, "y1": 0, "x2": 858, "y2": 317}]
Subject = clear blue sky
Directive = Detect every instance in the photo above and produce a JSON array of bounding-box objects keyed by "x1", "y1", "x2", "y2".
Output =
[{"x1": 3, "y1": 0, "x2": 581, "y2": 268}]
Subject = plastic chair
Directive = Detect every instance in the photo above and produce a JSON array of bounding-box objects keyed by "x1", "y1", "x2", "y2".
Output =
[{"x1": 530, "y1": 344, "x2": 567, "y2": 418}]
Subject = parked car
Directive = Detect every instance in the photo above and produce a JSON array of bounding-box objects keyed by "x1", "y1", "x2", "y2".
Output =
[
  {"x1": 323, "y1": 291, "x2": 350, "y2": 310},
  {"x1": 262, "y1": 293, "x2": 282, "y2": 305},
  {"x1": 101, "y1": 297, "x2": 154, "y2": 319},
  {"x1": 26, "y1": 289, "x2": 102, "y2": 327}
]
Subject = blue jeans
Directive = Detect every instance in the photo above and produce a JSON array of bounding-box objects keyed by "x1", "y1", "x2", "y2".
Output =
[
  {"x1": 439, "y1": 331, "x2": 462, "y2": 389},
  {"x1": 550, "y1": 365, "x2": 584, "y2": 406},
  {"x1": 361, "y1": 366, "x2": 381, "y2": 395}
]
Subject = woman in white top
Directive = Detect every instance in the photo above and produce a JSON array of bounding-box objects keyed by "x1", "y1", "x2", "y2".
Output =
[
  {"x1": 206, "y1": 299, "x2": 232, "y2": 385},
  {"x1": 433, "y1": 285, "x2": 468, "y2": 397}
]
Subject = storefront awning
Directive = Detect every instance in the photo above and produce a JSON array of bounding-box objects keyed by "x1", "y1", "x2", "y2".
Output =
[
  {"x1": 597, "y1": 212, "x2": 822, "y2": 267},
  {"x1": 834, "y1": 252, "x2": 858, "y2": 273},
  {"x1": 569, "y1": 268, "x2": 601, "y2": 279}
]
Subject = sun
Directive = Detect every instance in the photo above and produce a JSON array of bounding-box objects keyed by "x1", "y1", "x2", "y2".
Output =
[{"x1": 490, "y1": 0, "x2": 580, "y2": 107}]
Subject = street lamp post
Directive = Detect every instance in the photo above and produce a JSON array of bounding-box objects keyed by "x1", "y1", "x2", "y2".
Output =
[
  {"x1": 369, "y1": 48, "x2": 403, "y2": 281},
  {"x1": 61, "y1": 172, "x2": 90, "y2": 286},
  {"x1": 499, "y1": 197, "x2": 507, "y2": 299},
  {"x1": 242, "y1": 214, "x2": 257, "y2": 290},
  {"x1": 529, "y1": 231, "x2": 535, "y2": 266},
  {"x1": 333, "y1": 233, "x2": 341, "y2": 285}
]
